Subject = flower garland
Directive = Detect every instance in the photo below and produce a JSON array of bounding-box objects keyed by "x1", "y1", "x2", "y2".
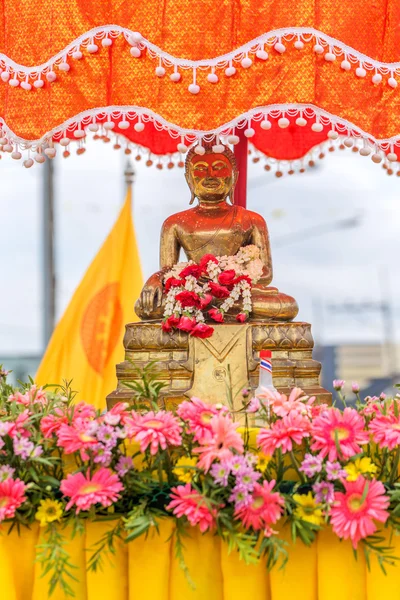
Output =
[
  {"x1": 1, "y1": 367, "x2": 400, "y2": 596},
  {"x1": 162, "y1": 245, "x2": 263, "y2": 337}
]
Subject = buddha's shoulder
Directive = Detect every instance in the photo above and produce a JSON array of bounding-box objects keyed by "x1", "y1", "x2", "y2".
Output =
[
  {"x1": 162, "y1": 208, "x2": 193, "y2": 228},
  {"x1": 236, "y1": 206, "x2": 267, "y2": 226}
]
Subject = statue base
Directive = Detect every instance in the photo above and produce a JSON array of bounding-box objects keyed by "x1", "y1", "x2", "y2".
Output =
[{"x1": 107, "y1": 321, "x2": 331, "y2": 411}]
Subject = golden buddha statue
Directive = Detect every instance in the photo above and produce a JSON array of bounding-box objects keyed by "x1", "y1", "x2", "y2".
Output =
[
  {"x1": 108, "y1": 142, "x2": 330, "y2": 411},
  {"x1": 135, "y1": 143, "x2": 298, "y2": 322}
]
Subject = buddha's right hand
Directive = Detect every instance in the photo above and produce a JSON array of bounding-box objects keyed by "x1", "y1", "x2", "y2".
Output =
[{"x1": 139, "y1": 273, "x2": 163, "y2": 314}]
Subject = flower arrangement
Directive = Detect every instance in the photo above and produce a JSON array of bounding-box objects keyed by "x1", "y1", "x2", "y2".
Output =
[
  {"x1": 1, "y1": 365, "x2": 400, "y2": 597},
  {"x1": 162, "y1": 245, "x2": 264, "y2": 337}
]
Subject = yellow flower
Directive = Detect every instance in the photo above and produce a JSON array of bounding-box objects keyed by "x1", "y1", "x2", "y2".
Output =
[
  {"x1": 345, "y1": 457, "x2": 377, "y2": 481},
  {"x1": 255, "y1": 452, "x2": 270, "y2": 471},
  {"x1": 293, "y1": 492, "x2": 323, "y2": 526},
  {"x1": 35, "y1": 499, "x2": 63, "y2": 527},
  {"x1": 173, "y1": 457, "x2": 198, "y2": 483}
]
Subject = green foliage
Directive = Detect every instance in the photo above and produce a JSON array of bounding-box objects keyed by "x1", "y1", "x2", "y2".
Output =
[
  {"x1": 35, "y1": 524, "x2": 78, "y2": 597},
  {"x1": 123, "y1": 361, "x2": 167, "y2": 410},
  {"x1": 87, "y1": 519, "x2": 123, "y2": 572}
]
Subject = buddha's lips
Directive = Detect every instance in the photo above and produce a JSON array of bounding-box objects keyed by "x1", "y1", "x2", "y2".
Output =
[{"x1": 202, "y1": 179, "x2": 222, "y2": 189}]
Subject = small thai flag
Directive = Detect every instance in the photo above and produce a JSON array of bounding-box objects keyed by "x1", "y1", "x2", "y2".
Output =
[{"x1": 260, "y1": 359, "x2": 272, "y2": 373}]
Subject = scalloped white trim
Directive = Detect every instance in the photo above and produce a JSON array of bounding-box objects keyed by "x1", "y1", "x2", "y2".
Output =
[
  {"x1": 1, "y1": 104, "x2": 399, "y2": 167},
  {"x1": 1, "y1": 26, "x2": 400, "y2": 91}
]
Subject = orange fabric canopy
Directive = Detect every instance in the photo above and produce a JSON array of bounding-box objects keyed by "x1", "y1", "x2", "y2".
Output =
[{"x1": 1, "y1": 0, "x2": 400, "y2": 162}]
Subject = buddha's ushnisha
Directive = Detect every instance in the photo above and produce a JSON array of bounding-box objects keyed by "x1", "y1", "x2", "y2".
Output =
[{"x1": 135, "y1": 143, "x2": 298, "y2": 321}]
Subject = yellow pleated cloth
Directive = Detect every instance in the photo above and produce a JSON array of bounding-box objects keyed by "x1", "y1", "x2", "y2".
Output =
[{"x1": 2, "y1": 521, "x2": 400, "y2": 599}]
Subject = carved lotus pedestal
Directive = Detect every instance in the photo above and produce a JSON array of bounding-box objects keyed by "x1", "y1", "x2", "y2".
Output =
[{"x1": 107, "y1": 321, "x2": 331, "y2": 410}]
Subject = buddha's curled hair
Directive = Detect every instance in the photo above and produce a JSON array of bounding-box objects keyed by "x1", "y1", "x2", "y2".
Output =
[{"x1": 185, "y1": 140, "x2": 238, "y2": 174}]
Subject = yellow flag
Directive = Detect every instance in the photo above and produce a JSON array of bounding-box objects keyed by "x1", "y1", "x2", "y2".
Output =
[{"x1": 36, "y1": 190, "x2": 142, "y2": 410}]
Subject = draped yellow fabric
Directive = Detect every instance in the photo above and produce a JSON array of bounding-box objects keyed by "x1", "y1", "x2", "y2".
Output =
[
  {"x1": 35, "y1": 191, "x2": 142, "y2": 410},
  {"x1": 2, "y1": 520, "x2": 400, "y2": 600}
]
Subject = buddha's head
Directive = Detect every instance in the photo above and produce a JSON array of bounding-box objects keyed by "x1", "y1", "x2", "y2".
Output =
[{"x1": 185, "y1": 142, "x2": 238, "y2": 204}]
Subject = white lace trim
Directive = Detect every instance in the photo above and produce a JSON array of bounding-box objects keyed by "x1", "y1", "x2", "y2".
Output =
[
  {"x1": 1, "y1": 26, "x2": 400, "y2": 90},
  {"x1": 1, "y1": 103, "x2": 399, "y2": 167}
]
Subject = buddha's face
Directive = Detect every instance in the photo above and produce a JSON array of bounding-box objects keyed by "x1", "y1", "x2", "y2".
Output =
[{"x1": 186, "y1": 153, "x2": 235, "y2": 202}]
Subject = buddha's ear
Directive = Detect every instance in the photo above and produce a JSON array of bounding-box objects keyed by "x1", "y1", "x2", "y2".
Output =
[
  {"x1": 185, "y1": 172, "x2": 196, "y2": 205},
  {"x1": 229, "y1": 171, "x2": 238, "y2": 205}
]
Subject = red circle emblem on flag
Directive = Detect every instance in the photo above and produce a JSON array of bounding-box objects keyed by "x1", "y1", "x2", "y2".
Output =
[{"x1": 80, "y1": 283, "x2": 123, "y2": 375}]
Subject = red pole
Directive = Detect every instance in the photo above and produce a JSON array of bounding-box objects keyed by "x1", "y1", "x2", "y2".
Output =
[{"x1": 233, "y1": 128, "x2": 248, "y2": 208}]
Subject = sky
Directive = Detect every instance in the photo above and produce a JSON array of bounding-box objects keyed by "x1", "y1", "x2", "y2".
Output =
[{"x1": 1, "y1": 141, "x2": 399, "y2": 356}]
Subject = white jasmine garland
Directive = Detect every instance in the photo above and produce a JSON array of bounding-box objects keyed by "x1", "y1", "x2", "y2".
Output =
[{"x1": 162, "y1": 246, "x2": 261, "y2": 330}]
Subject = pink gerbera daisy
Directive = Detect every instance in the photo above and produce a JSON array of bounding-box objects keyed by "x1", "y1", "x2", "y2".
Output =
[
  {"x1": 60, "y1": 468, "x2": 123, "y2": 513},
  {"x1": 177, "y1": 397, "x2": 221, "y2": 443},
  {"x1": 167, "y1": 483, "x2": 216, "y2": 532},
  {"x1": 235, "y1": 480, "x2": 284, "y2": 531},
  {"x1": 0, "y1": 478, "x2": 27, "y2": 520},
  {"x1": 259, "y1": 388, "x2": 315, "y2": 418},
  {"x1": 257, "y1": 412, "x2": 310, "y2": 456},
  {"x1": 329, "y1": 476, "x2": 389, "y2": 548},
  {"x1": 40, "y1": 409, "x2": 68, "y2": 439},
  {"x1": 369, "y1": 413, "x2": 400, "y2": 450},
  {"x1": 71, "y1": 402, "x2": 97, "y2": 422},
  {"x1": 310, "y1": 407, "x2": 368, "y2": 461},
  {"x1": 193, "y1": 414, "x2": 244, "y2": 471},
  {"x1": 8, "y1": 391, "x2": 30, "y2": 406},
  {"x1": 125, "y1": 410, "x2": 182, "y2": 455},
  {"x1": 27, "y1": 385, "x2": 47, "y2": 405},
  {"x1": 7, "y1": 410, "x2": 31, "y2": 438},
  {"x1": 57, "y1": 422, "x2": 98, "y2": 457}
]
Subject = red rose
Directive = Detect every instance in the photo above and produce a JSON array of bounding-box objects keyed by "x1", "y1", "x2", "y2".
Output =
[
  {"x1": 199, "y1": 254, "x2": 218, "y2": 270},
  {"x1": 165, "y1": 278, "x2": 185, "y2": 292},
  {"x1": 218, "y1": 270, "x2": 236, "y2": 286},
  {"x1": 190, "y1": 323, "x2": 214, "y2": 338},
  {"x1": 236, "y1": 312, "x2": 248, "y2": 323},
  {"x1": 162, "y1": 320, "x2": 172, "y2": 332},
  {"x1": 175, "y1": 291, "x2": 201, "y2": 308},
  {"x1": 162, "y1": 315, "x2": 180, "y2": 332},
  {"x1": 209, "y1": 282, "x2": 230, "y2": 299},
  {"x1": 179, "y1": 264, "x2": 202, "y2": 279},
  {"x1": 233, "y1": 275, "x2": 252, "y2": 286},
  {"x1": 177, "y1": 316, "x2": 196, "y2": 332},
  {"x1": 199, "y1": 293, "x2": 213, "y2": 309},
  {"x1": 208, "y1": 308, "x2": 224, "y2": 323}
]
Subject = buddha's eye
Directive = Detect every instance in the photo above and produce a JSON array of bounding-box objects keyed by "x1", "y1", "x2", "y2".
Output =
[{"x1": 193, "y1": 164, "x2": 208, "y2": 174}]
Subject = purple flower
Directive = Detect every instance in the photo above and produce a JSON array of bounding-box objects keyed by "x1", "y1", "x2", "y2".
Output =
[
  {"x1": 210, "y1": 461, "x2": 231, "y2": 486},
  {"x1": 0, "y1": 466, "x2": 15, "y2": 481},
  {"x1": 229, "y1": 483, "x2": 252, "y2": 509},
  {"x1": 333, "y1": 380, "x2": 345, "y2": 391},
  {"x1": 235, "y1": 466, "x2": 261, "y2": 490},
  {"x1": 242, "y1": 388, "x2": 251, "y2": 399},
  {"x1": 246, "y1": 397, "x2": 261, "y2": 414},
  {"x1": 116, "y1": 427, "x2": 127, "y2": 439},
  {"x1": 228, "y1": 456, "x2": 248, "y2": 474},
  {"x1": 325, "y1": 461, "x2": 347, "y2": 481},
  {"x1": 0, "y1": 368, "x2": 10, "y2": 378},
  {"x1": 13, "y1": 437, "x2": 34, "y2": 459},
  {"x1": 313, "y1": 481, "x2": 334, "y2": 504},
  {"x1": 104, "y1": 413, "x2": 121, "y2": 426},
  {"x1": 351, "y1": 382, "x2": 360, "y2": 394},
  {"x1": 97, "y1": 424, "x2": 118, "y2": 448},
  {"x1": 299, "y1": 453, "x2": 323, "y2": 477},
  {"x1": 380, "y1": 392, "x2": 386, "y2": 400},
  {"x1": 115, "y1": 456, "x2": 134, "y2": 477},
  {"x1": 0, "y1": 422, "x2": 12, "y2": 436},
  {"x1": 93, "y1": 444, "x2": 113, "y2": 466},
  {"x1": 31, "y1": 445, "x2": 43, "y2": 458}
]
